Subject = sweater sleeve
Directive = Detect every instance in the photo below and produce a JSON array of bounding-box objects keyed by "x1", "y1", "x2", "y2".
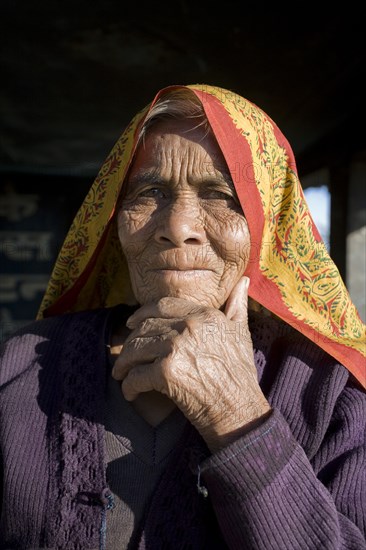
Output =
[{"x1": 200, "y1": 387, "x2": 366, "y2": 550}]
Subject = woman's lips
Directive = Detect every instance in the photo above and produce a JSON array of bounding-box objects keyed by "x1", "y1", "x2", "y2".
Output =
[{"x1": 150, "y1": 268, "x2": 214, "y2": 279}]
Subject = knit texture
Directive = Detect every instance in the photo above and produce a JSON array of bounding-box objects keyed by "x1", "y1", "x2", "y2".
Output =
[
  {"x1": 104, "y1": 374, "x2": 187, "y2": 548},
  {"x1": 0, "y1": 306, "x2": 365, "y2": 549}
]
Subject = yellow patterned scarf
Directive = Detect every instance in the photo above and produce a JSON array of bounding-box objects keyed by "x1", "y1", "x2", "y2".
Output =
[{"x1": 37, "y1": 84, "x2": 366, "y2": 389}]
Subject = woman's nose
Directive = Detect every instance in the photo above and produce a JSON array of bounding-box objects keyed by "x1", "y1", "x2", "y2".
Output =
[{"x1": 155, "y1": 197, "x2": 206, "y2": 246}]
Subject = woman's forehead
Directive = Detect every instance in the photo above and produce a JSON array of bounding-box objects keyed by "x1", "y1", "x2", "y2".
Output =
[{"x1": 132, "y1": 119, "x2": 228, "y2": 173}]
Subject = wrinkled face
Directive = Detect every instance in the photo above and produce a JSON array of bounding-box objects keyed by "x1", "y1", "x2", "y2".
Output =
[{"x1": 117, "y1": 119, "x2": 250, "y2": 309}]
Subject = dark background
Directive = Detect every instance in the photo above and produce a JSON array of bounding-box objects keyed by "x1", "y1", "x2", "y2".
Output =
[{"x1": 1, "y1": 2, "x2": 365, "y2": 339}]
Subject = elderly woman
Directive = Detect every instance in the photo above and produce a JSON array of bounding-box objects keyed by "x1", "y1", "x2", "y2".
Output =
[{"x1": 0, "y1": 84, "x2": 365, "y2": 550}]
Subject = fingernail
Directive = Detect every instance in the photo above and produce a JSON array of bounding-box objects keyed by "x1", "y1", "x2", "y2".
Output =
[{"x1": 126, "y1": 315, "x2": 135, "y2": 329}]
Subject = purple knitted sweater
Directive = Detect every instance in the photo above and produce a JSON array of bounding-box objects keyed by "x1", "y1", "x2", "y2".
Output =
[{"x1": 0, "y1": 305, "x2": 365, "y2": 549}]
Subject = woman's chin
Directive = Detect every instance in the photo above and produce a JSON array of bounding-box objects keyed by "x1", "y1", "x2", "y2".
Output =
[{"x1": 136, "y1": 285, "x2": 222, "y2": 309}]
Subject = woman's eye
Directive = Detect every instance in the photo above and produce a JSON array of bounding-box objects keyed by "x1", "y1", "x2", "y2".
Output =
[
  {"x1": 138, "y1": 187, "x2": 165, "y2": 198},
  {"x1": 204, "y1": 189, "x2": 236, "y2": 201}
]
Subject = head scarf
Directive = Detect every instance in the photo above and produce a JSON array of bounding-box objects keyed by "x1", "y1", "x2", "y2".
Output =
[{"x1": 37, "y1": 84, "x2": 366, "y2": 389}]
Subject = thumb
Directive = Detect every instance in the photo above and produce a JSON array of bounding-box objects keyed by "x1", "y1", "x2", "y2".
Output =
[{"x1": 224, "y1": 276, "x2": 250, "y2": 321}]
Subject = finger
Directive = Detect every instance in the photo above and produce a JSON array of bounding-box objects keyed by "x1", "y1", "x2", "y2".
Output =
[
  {"x1": 224, "y1": 276, "x2": 249, "y2": 322},
  {"x1": 121, "y1": 362, "x2": 163, "y2": 401},
  {"x1": 126, "y1": 298, "x2": 202, "y2": 329},
  {"x1": 124, "y1": 318, "x2": 179, "y2": 340},
  {"x1": 112, "y1": 334, "x2": 171, "y2": 380}
]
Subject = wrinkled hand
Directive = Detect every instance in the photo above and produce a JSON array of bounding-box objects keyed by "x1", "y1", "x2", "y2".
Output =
[{"x1": 112, "y1": 277, "x2": 271, "y2": 451}]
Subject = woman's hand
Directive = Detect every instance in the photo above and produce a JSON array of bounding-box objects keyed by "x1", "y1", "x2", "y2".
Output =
[{"x1": 112, "y1": 276, "x2": 271, "y2": 451}]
